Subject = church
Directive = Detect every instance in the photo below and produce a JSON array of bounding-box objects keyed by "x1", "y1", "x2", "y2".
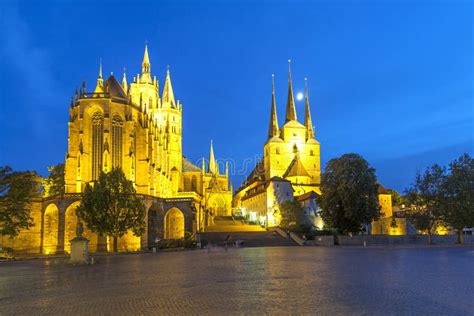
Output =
[
  {"x1": 3, "y1": 46, "x2": 233, "y2": 254},
  {"x1": 233, "y1": 62, "x2": 321, "y2": 227}
]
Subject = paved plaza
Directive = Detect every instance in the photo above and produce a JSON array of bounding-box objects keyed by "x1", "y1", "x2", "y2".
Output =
[{"x1": 1, "y1": 246, "x2": 473, "y2": 315}]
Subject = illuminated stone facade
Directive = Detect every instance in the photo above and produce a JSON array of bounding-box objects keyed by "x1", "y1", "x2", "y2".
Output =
[
  {"x1": 4, "y1": 46, "x2": 232, "y2": 254},
  {"x1": 234, "y1": 64, "x2": 321, "y2": 227}
]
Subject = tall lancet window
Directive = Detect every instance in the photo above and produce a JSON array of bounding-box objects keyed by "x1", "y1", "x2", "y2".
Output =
[
  {"x1": 92, "y1": 112, "x2": 104, "y2": 180},
  {"x1": 112, "y1": 114, "x2": 123, "y2": 168}
]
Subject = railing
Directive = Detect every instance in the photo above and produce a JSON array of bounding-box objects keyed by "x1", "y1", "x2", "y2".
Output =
[{"x1": 80, "y1": 92, "x2": 110, "y2": 99}]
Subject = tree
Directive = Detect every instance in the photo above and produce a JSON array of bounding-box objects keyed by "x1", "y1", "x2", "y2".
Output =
[
  {"x1": 404, "y1": 165, "x2": 445, "y2": 245},
  {"x1": 318, "y1": 153, "x2": 380, "y2": 234},
  {"x1": 279, "y1": 200, "x2": 305, "y2": 230},
  {"x1": 440, "y1": 154, "x2": 474, "y2": 244},
  {"x1": 43, "y1": 163, "x2": 65, "y2": 198},
  {"x1": 76, "y1": 168, "x2": 146, "y2": 252},
  {"x1": 0, "y1": 166, "x2": 41, "y2": 237}
]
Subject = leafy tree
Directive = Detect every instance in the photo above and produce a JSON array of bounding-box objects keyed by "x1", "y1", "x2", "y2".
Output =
[
  {"x1": 76, "y1": 168, "x2": 146, "y2": 252},
  {"x1": 43, "y1": 163, "x2": 65, "y2": 198},
  {"x1": 318, "y1": 153, "x2": 380, "y2": 234},
  {"x1": 0, "y1": 166, "x2": 41, "y2": 237},
  {"x1": 440, "y1": 154, "x2": 474, "y2": 244},
  {"x1": 279, "y1": 200, "x2": 305, "y2": 230},
  {"x1": 404, "y1": 165, "x2": 445, "y2": 245}
]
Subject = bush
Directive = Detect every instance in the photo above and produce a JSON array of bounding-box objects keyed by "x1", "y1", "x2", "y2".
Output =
[{"x1": 0, "y1": 247, "x2": 15, "y2": 260}]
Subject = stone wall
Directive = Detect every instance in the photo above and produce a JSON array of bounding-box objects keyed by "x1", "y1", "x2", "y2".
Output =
[
  {"x1": 0, "y1": 200, "x2": 43, "y2": 253},
  {"x1": 313, "y1": 234, "x2": 474, "y2": 246}
]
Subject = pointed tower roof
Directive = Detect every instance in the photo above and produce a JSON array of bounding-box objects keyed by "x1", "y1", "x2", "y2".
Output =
[
  {"x1": 268, "y1": 74, "x2": 279, "y2": 139},
  {"x1": 285, "y1": 60, "x2": 297, "y2": 122},
  {"x1": 140, "y1": 44, "x2": 152, "y2": 83},
  {"x1": 304, "y1": 78, "x2": 315, "y2": 140},
  {"x1": 208, "y1": 140, "x2": 219, "y2": 174},
  {"x1": 94, "y1": 58, "x2": 104, "y2": 93},
  {"x1": 122, "y1": 67, "x2": 128, "y2": 93},
  {"x1": 142, "y1": 44, "x2": 150, "y2": 72},
  {"x1": 162, "y1": 67, "x2": 176, "y2": 107}
]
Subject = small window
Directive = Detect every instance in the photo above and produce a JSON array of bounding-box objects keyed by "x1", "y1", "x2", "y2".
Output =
[
  {"x1": 310, "y1": 150, "x2": 314, "y2": 156},
  {"x1": 276, "y1": 147, "x2": 280, "y2": 154}
]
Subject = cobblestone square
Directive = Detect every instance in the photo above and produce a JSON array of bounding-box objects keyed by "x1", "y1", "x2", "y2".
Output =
[{"x1": 1, "y1": 246, "x2": 473, "y2": 315}]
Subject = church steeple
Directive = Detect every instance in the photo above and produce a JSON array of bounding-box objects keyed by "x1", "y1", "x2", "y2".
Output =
[
  {"x1": 142, "y1": 44, "x2": 151, "y2": 73},
  {"x1": 162, "y1": 67, "x2": 175, "y2": 107},
  {"x1": 268, "y1": 74, "x2": 279, "y2": 139},
  {"x1": 285, "y1": 59, "x2": 297, "y2": 122},
  {"x1": 94, "y1": 58, "x2": 104, "y2": 93},
  {"x1": 304, "y1": 78, "x2": 315, "y2": 139},
  {"x1": 140, "y1": 44, "x2": 152, "y2": 83},
  {"x1": 208, "y1": 140, "x2": 219, "y2": 175},
  {"x1": 122, "y1": 67, "x2": 128, "y2": 92}
]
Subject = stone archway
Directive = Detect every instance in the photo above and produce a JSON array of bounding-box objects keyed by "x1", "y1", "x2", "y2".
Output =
[
  {"x1": 43, "y1": 203, "x2": 59, "y2": 254},
  {"x1": 64, "y1": 202, "x2": 97, "y2": 253},
  {"x1": 164, "y1": 207, "x2": 185, "y2": 240}
]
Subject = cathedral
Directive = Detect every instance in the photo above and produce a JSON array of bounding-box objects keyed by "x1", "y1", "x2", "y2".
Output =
[
  {"x1": 2, "y1": 49, "x2": 408, "y2": 255},
  {"x1": 3, "y1": 46, "x2": 232, "y2": 254},
  {"x1": 233, "y1": 62, "x2": 321, "y2": 227}
]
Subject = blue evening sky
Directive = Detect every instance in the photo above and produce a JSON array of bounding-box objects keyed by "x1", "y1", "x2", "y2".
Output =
[{"x1": 0, "y1": 0, "x2": 472, "y2": 192}]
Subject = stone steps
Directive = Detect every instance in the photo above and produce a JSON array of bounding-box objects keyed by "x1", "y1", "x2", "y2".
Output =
[{"x1": 199, "y1": 231, "x2": 299, "y2": 247}]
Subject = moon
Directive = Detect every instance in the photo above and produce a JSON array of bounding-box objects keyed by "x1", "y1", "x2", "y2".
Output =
[{"x1": 296, "y1": 92, "x2": 304, "y2": 101}]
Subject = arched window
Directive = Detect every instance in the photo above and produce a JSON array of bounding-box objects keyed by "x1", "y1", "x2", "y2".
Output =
[
  {"x1": 91, "y1": 112, "x2": 104, "y2": 180},
  {"x1": 310, "y1": 150, "x2": 314, "y2": 156},
  {"x1": 112, "y1": 114, "x2": 123, "y2": 168},
  {"x1": 276, "y1": 147, "x2": 280, "y2": 155}
]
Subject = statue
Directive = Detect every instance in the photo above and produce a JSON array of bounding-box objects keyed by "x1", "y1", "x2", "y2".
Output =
[
  {"x1": 76, "y1": 221, "x2": 84, "y2": 238},
  {"x1": 70, "y1": 221, "x2": 89, "y2": 263}
]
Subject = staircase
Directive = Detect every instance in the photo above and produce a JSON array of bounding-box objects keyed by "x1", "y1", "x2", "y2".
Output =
[
  {"x1": 199, "y1": 230, "x2": 299, "y2": 248},
  {"x1": 204, "y1": 216, "x2": 265, "y2": 233}
]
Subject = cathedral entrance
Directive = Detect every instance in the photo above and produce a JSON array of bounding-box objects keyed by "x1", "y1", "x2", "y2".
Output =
[
  {"x1": 164, "y1": 207, "x2": 185, "y2": 239},
  {"x1": 43, "y1": 203, "x2": 59, "y2": 254}
]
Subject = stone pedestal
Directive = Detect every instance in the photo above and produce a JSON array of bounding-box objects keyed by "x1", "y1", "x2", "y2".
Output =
[{"x1": 70, "y1": 237, "x2": 89, "y2": 263}]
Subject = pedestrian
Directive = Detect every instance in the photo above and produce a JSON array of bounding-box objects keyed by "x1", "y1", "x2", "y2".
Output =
[{"x1": 224, "y1": 234, "x2": 231, "y2": 252}]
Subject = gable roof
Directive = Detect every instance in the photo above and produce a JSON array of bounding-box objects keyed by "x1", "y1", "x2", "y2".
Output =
[
  {"x1": 295, "y1": 191, "x2": 319, "y2": 201},
  {"x1": 283, "y1": 155, "x2": 310, "y2": 178},
  {"x1": 182, "y1": 157, "x2": 201, "y2": 172},
  {"x1": 105, "y1": 75, "x2": 127, "y2": 99}
]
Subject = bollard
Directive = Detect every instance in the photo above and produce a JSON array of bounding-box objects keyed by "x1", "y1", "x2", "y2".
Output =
[
  {"x1": 90, "y1": 257, "x2": 95, "y2": 264},
  {"x1": 363, "y1": 241, "x2": 367, "y2": 247},
  {"x1": 152, "y1": 247, "x2": 156, "y2": 253}
]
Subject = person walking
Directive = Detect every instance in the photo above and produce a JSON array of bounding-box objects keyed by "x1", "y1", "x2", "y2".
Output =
[{"x1": 224, "y1": 234, "x2": 231, "y2": 252}]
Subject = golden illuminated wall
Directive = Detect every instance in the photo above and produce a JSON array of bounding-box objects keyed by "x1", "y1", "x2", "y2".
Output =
[
  {"x1": 0, "y1": 200, "x2": 42, "y2": 253},
  {"x1": 371, "y1": 217, "x2": 407, "y2": 235},
  {"x1": 378, "y1": 194, "x2": 393, "y2": 218},
  {"x1": 264, "y1": 123, "x2": 321, "y2": 184}
]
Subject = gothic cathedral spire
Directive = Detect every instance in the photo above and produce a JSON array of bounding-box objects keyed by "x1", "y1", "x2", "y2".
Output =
[
  {"x1": 141, "y1": 44, "x2": 152, "y2": 83},
  {"x1": 268, "y1": 74, "x2": 279, "y2": 139},
  {"x1": 285, "y1": 60, "x2": 297, "y2": 122},
  {"x1": 162, "y1": 67, "x2": 175, "y2": 107},
  {"x1": 208, "y1": 140, "x2": 219, "y2": 175},
  {"x1": 304, "y1": 78, "x2": 315, "y2": 139},
  {"x1": 122, "y1": 67, "x2": 128, "y2": 92},
  {"x1": 94, "y1": 58, "x2": 104, "y2": 93}
]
